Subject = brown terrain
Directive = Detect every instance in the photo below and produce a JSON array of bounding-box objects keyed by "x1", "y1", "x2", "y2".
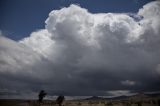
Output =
[{"x1": 0, "y1": 93, "x2": 160, "y2": 106}]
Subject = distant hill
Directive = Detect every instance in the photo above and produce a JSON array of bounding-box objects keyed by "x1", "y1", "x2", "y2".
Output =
[
  {"x1": 85, "y1": 96, "x2": 105, "y2": 100},
  {"x1": 146, "y1": 93, "x2": 160, "y2": 97},
  {"x1": 129, "y1": 92, "x2": 160, "y2": 100},
  {"x1": 108, "y1": 95, "x2": 128, "y2": 100},
  {"x1": 84, "y1": 92, "x2": 160, "y2": 101},
  {"x1": 84, "y1": 96, "x2": 128, "y2": 101}
]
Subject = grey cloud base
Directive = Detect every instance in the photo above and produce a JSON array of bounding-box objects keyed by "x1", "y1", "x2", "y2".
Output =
[{"x1": 0, "y1": 1, "x2": 160, "y2": 99}]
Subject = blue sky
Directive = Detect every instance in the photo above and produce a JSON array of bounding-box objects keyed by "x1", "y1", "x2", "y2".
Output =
[{"x1": 0, "y1": 0, "x2": 153, "y2": 40}]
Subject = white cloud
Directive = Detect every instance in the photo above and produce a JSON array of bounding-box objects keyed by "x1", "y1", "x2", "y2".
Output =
[
  {"x1": 19, "y1": 29, "x2": 57, "y2": 60},
  {"x1": 0, "y1": 35, "x2": 40, "y2": 74},
  {"x1": 107, "y1": 90, "x2": 132, "y2": 96},
  {"x1": 0, "y1": 1, "x2": 160, "y2": 97},
  {"x1": 121, "y1": 80, "x2": 136, "y2": 86}
]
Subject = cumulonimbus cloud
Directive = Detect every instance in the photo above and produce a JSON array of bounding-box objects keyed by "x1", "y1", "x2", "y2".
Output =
[{"x1": 0, "y1": 1, "x2": 160, "y2": 98}]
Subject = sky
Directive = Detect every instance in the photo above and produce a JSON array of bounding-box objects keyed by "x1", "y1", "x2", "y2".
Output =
[
  {"x1": 0, "y1": 0, "x2": 160, "y2": 99},
  {"x1": 0, "y1": 0, "x2": 153, "y2": 40}
]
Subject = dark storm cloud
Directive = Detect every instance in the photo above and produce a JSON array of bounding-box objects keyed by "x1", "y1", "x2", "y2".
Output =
[{"x1": 0, "y1": 1, "x2": 160, "y2": 99}]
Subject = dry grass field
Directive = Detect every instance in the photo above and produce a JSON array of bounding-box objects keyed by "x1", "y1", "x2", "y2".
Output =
[{"x1": 0, "y1": 96, "x2": 160, "y2": 106}]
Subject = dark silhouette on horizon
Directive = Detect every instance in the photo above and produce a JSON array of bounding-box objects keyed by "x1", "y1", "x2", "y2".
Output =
[
  {"x1": 38, "y1": 90, "x2": 47, "y2": 103},
  {"x1": 56, "y1": 95, "x2": 65, "y2": 106}
]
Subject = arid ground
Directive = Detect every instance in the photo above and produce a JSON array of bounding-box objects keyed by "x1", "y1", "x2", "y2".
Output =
[{"x1": 0, "y1": 94, "x2": 160, "y2": 106}]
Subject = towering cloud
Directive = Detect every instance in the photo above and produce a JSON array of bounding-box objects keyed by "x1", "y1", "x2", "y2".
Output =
[{"x1": 0, "y1": 1, "x2": 160, "y2": 98}]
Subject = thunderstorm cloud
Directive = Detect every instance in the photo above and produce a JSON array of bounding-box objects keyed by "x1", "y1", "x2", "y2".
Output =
[{"x1": 0, "y1": 1, "x2": 160, "y2": 99}]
